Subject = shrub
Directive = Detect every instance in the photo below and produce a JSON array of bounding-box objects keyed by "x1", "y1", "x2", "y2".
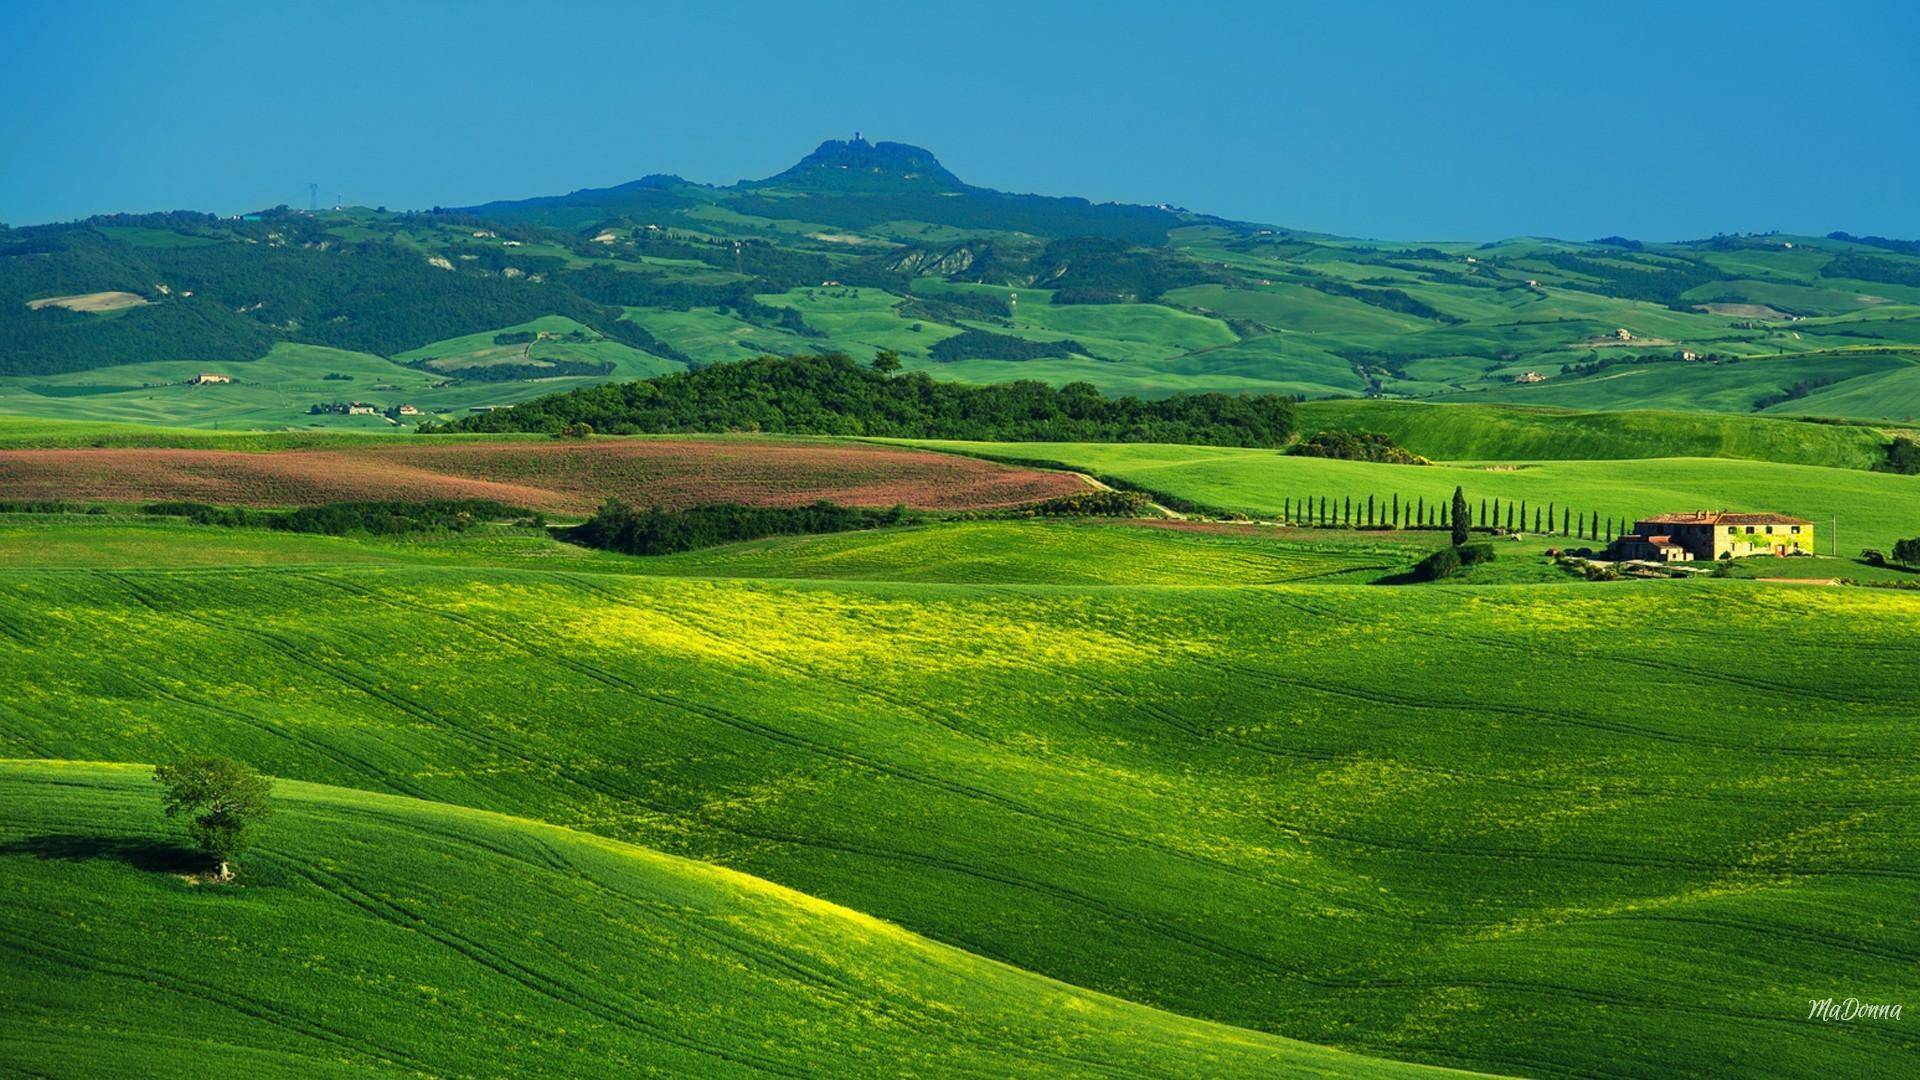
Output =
[
  {"x1": 1861, "y1": 549, "x2": 1888, "y2": 567},
  {"x1": 1894, "y1": 537, "x2": 1920, "y2": 568},
  {"x1": 1020, "y1": 490, "x2": 1150, "y2": 517},
  {"x1": 565, "y1": 500, "x2": 916, "y2": 556},
  {"x1": 1457, "y1": 542, "x2": 1496, "y2": 567},
  {"x1": 1289, "y1": 431, "x2": 1429, "y2": 465},
  {"x1": 1413, "y1": 546, "x2": 1462, "y2": 581},
  {"x1": 142, "y1": 499, "x2": 529, "y2": 535},
  {"x1": 1878, "y1": 436, "x2": 1920, "y2": 475}
]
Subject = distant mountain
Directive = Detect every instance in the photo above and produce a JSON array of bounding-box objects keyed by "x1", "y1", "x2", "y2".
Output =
[
  {"x1": 746, "y1": 137, "x2": 964, "y2": 191},
  {"x1": 454, "y1": 136, "x2": 1198, "y2": 243}
]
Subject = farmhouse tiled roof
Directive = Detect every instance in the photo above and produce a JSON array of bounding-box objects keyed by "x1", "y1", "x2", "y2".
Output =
[{"x1": 1639, "y1": 511, "x2": 1810, "y2": 526}]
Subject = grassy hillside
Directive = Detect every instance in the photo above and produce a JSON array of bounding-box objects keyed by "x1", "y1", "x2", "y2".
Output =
[
  {"x1": 3, "y1": 558, "x2": 1917, "y2": 1077},
  {"x1": 0, "y1": 761, "x2": 1444, "y2": 1078},
  {"x1": 1293, "y1": 400, "x2": 1900, "y2": 470},
  {"x1": 629, "y1": 518, "x2": 1441, "y2": 585},
  {"x1": 903, "y1": 440, "x2": 1920, "y2": 552}
]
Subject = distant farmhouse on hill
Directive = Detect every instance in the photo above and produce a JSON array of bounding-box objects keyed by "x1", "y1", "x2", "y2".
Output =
[
  {"x1": 189, "y1": 372, "x2": 231, "y2": 385},
  {"x1": 1610, "y1": 511, "x2": 1814, "y2": 563}
]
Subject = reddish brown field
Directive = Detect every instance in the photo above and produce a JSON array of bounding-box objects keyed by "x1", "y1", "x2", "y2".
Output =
[{"x1": 0, "y1": 437, "x2": 1085, "y2": 514}]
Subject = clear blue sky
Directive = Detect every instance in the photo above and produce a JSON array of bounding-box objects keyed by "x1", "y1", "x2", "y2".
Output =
[{"x1": 4, "y1": 0, "x2": 1915, "y2": 240}]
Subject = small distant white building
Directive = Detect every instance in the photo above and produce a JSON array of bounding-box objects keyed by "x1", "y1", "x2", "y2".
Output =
[
  {"x1": 190, "y1": 372, "x2": 232, "y2": 385},
  {"x1": 1513, "y1": 370, "x2": 1548, "y2": 384},
  {"x1": 347, "y1": 401, "x2": 378, "y2": 416},
  {"x1": 1614, "y1": 328, "x2": 1633, "y2": 341}
]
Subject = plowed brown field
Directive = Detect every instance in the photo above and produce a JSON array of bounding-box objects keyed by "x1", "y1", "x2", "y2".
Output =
[{"x1": 0, "y1": 438, "x2": 1085, "y2": 513}]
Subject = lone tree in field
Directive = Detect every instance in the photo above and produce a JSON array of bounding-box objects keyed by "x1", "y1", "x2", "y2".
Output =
[
  {"x1": 871, "y1": 349, "x2": 903, "y2": 374},
  {"x1": 1450, "y1": 486, "x2": 1469, "y2": 546},
  {"x1": 154, "y1": 756, "x2": 274, "y2": 882}
]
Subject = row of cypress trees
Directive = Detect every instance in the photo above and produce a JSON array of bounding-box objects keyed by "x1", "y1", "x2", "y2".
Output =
[{"x1": 1279, "y1": 492, "x2": 1634, "y2": 541}]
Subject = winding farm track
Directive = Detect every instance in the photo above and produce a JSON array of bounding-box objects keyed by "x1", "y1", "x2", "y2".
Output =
[{"x1": 0, "y1": 437, "x2": 1087, "y2": 514}]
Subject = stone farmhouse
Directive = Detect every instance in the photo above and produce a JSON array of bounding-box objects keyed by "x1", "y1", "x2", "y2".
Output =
[{"x1": 1609, "y1": 511, "x2": 1814, "y2": 562}]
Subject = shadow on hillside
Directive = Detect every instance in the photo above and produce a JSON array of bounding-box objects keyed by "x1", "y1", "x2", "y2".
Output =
[{"x1": 0, "y1": 833, "x2": 205, "y2": 874}]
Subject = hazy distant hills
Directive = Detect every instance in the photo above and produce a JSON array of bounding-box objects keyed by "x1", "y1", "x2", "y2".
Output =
[{"x1": 4, "y1": 136, "x2": 1919, "y2": 427}]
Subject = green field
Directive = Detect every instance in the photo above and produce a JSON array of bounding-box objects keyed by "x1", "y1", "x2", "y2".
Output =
[
  {"x1": 3, "y1": 520, "x2": 1918, "y2": 1076},
  {"x1": 0, "y1": 340, "x2": 674, "y2": 431},
  {"x1": 1292, "y1": 400, "x2": 1903, "y2": 470},
  {"x1": 901, "y1": 440, "x2": 1920, "y2": 552},
  {"x1": 3, "y1": 761, "x2": 1440, "y2": 1078},
  {"x1": 9, "y1": 140, "x2": 1920, "y2": 1075}
]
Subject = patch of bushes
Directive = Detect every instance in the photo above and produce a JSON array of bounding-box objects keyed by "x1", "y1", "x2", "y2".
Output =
[
  {"x1": 142, "y1": 499, "x2": 531, "y2": 535},
  {"x1": 1290, "y1": 430, "x2": 1429, "y2": 465},
  {"x1": 1412, "y1": 546, "x2": 1462, "y2": 581},
  {"x1": 1895, "y1": 536, "x2": 1920, "y2": 568},
  {"x1": 1878, "y1": 436, "x2": 1920, "y2": 475},
  {"x1": 928, "y1": 328, "x2": 1087, "y2": 363},
  {"x1": 1410, "y1": 542, "x2": 1495, "y2": 582},
  {"x1": 1016, "y1": 490, "x2": 1151, "y2": 517},
  {"x1": 409, "y1": 358, "x2": 615, "y2": 382},
  {"x1": 0, "y1": 499, "x2": 99, "y2": 514},
  {"x1": 565, "y1": 499, "x2": 915, "y2": 556}
]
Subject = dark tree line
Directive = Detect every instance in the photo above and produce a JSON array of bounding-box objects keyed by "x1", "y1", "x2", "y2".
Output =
[
  {"x1": 1279, "y1": 488, "x2": 1632, "y2": 540},
  {"x1": 565, "y1": 500, "x2": 913, "y2": 556},
  {"x1": 429, "y1": 353, "x2": 1301, "y2": 446}
]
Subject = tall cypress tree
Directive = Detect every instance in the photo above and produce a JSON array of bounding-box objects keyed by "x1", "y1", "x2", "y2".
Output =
[
  {"x1": 1450, "y1": 486, "x2": 1469, "y2": 546},
  {"x1": 1563, "y1": 506, "x2": 1571, "y2": 535},
  {"x1": 1392, "y1": 492, "x2": 1400, "y2": 526},
  {"x1": 1366, "y1": 494, "x2": 1375, "y2": 527},
  {"x1": 1343, "y1": 496, "x2": 1352, "y2": 527},
  {"x1": 1417, "y1": 496, "x2": 1426, "y2": 527},
  {"x1": 1534, "y1": 507, "x2": 1543, "y2": 532}
]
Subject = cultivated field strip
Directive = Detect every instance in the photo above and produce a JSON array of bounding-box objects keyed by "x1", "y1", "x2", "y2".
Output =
[
  {"x1": 2, "y1": 565, "x2": 1916, "y2": 1076},
  {"x1": 0, "y1": 437, "x2": 1086, "y2": 513}
]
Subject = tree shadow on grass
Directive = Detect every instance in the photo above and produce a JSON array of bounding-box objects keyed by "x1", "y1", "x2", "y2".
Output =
[{"x1": 0, "y1": 833, "x2": 206, "y2": 875}]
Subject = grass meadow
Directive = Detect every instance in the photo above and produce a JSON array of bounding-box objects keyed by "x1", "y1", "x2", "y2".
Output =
[
  {"x1": 902, "y1": 440, "x2": 1920, "y2": 553},
  {"x1": 2, "y1": 546, "x2": 1916, "y2": 1077},
  {"x1": 1, "y1": 761, "x2": 1436, "y2": 1078}
]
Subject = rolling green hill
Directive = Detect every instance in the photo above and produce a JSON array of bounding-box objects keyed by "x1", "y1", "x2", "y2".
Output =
[
  {"x1": 899, "y1": 439, "x2": 1920, "y2": 552},
  {"x1": 3, "y1": 545, "x2": 1917, "y2": 1077},
  {"x1": 1292, "y1": 399, "x2": 1901, "y2": 469},
  {"x1": 1, "y1": 760, "x2": 1449, "y2": 1078}
]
